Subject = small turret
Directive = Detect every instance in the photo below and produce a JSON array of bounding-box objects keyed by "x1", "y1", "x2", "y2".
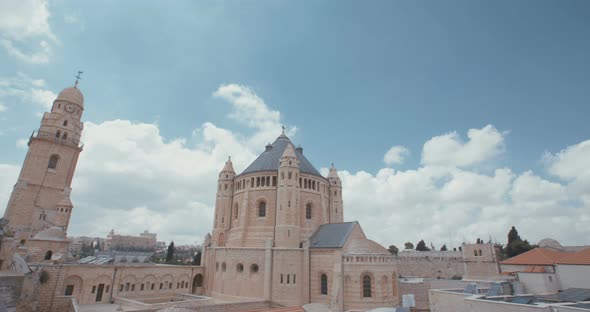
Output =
[
  {"x1": 212, "y1": 157, "x2": 235, "y2": 246},
  {"x1": 327, "y1": 163, "x2": 343, "y2": 223},
  {"x1": 275, "y1": 143, "x2": 301, "y2": 248}
]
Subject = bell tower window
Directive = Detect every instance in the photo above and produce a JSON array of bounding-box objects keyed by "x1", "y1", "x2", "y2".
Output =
[
  {"x1": 306, "y1": 203, "x2": 312, "y2": 219},
  {"x1": 62, "y1": 133, "x2": 68, "y2": 140},
  {"x1": 48, "y1": 155, "x2": 59, "y2": 169},
  {"x1": 63, "y1": 120, "x2": 68, "y2": 126},
  {"x1": 258, "y1": 201, "x2": 266, "y2": 217}
]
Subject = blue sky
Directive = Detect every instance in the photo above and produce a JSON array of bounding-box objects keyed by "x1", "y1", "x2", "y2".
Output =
[{"x1": 1, "y1": 1, "x2": 589, "y2": 247}]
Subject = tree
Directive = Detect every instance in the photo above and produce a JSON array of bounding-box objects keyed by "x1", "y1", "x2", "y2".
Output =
[
  {"x1": 416, "y1": 240, "x2": 430, "y2": 251},
  {"x1": 440, "y1": 244, "x2": 448, "y2": 251},
  {"x1": 388, "y1": 245, "x2": 399, "y2": 255},
  {"x1": 505, "y1": 226, "x2": 535, "y2": 258},
  {"x1": 166, "y1": 241, "x2": 175, "y2": 263},
  {"x1": 404, "y1": 242, "x2": 414, "y2": 250},
  {"x1": 192, "y1": 251, "x2": 202, "y2": 265}
]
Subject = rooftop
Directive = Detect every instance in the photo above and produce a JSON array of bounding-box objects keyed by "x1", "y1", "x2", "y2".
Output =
[
  {"x1": 309, "y1": 222, "x2": 357, "y2": 249},
  {"x1": 240, "y1": 134, "x2": 322, "y2": 177}
]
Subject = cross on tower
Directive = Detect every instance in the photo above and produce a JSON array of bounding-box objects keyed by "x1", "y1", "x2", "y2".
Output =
[
  {"x1": 74, "y1": 70, "x2": 83, "y2": 88},
  {"x1": 281, "y1": 124, "x2": 286, "y2": 134}
]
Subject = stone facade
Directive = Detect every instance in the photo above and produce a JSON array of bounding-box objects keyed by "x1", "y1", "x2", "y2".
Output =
[
  {"x1": 105, "y1": 229, "x2": 157, "y2": 251},
  {"x1": 3, "y1": 85, "x2": 85, "y2": 263}
]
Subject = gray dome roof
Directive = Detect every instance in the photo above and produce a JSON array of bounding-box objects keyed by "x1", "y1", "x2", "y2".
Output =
[{"x1": 240, "y1": 134, "x2": 322, "y2": 177}]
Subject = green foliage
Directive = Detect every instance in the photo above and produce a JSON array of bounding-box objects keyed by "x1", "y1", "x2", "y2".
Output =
[
  {"x1": 416, "y1": 239, "x2": 430, "y2": 251},
  {"x1": 388, "y1": 245, "x2": 399, "y2": 255},
  {"x1": 505, "y1": 226, "x2": 536, "y2": 258},
  {"x1": 192, "y1": 251, "x2": 202, "y2": 265},
  {"x1": 440, "y1": 244, "x2": 448, "y2": 251},
  {"x1": 166, "y1": 241, "x2": 175, "y2": 263},
  {"x1": 404, "y1": 242, "x2": 414, "y2": 250}
]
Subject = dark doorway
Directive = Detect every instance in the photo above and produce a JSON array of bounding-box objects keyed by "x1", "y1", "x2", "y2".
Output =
[{"x1": 96, "y1": 284, "x2": 104, "y2": 302}]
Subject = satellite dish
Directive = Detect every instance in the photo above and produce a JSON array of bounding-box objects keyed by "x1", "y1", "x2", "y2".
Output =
[{"x1": 51, "y1": 253, "x2": 63, "y2": 261}]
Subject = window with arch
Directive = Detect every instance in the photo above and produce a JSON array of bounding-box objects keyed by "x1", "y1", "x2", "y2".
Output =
[
  {"x1": 63, "y1": 120, "x2": 68, "y2": 126},
  {"x1": 478, "y1": 249, "x2": 483, "y2": 256},
  {"x1": 48, "y1": 154, "x2": 59, "y2": 169},
  {"x1": 234, "y1": 204, "x2": 239, "y2": 220},
  {"x1": 222, "y1": 262, "x2": 226, "y2": 272},
  {"x1": 258, "y1": 201, "x2": 266, "y2": 217},
  {"x1": 251, "y1": 264, "x2": 259, "y2": 273},
  {"x1": 44, "y1": 250, "x2": 53, "y2": 260},
  {"x1": 306, "y1": 203, "x2": 312, "y2": 219},
  {"x1": 362, "y1": 275, "x2": 372, "y2": 297},
  {"x1": 56, "y1": 130, "x2": 61, "y2": 138},
  {"x1": 320, "y1": 274, "x2": 328, "y2": 295},
  {"x1": 473, "y1": 250, "x2": 478, "y2": 257},
  {"x1": 62, "y1": 132, "x2": 68, "y2": 140},
  {"x1": 237, "y1": 263, "x2": 244, "y2": 272}
]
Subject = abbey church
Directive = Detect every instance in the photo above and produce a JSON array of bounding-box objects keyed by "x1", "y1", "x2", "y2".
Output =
[{"x1": 0, "y1": 83, "x2": 400, "y2": 311}]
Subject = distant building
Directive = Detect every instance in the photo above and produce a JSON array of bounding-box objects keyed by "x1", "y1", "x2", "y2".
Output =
[{"x1": 104, "y1": 229, "x2": 157, "y2": 252}]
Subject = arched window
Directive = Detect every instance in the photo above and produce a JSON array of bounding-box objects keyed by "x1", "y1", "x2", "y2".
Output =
[
  {"x1": 55, "y1": 130, "x2": 61, "y2": 138},
  {"x1": 62, "y1": 132, "x2": 68, "y2": 140},
  {"x1": 48, "y1": 155, "x2": 59, "y2": 169},
  {"x1": 258, "y1": 201, "x2": 266, "y2": 217},
  {"x1": 473, "y1": 250, "x2": 478, "y2": 256},
  {"x1": 306, "y1": 203, "x2": 312, "y2": 220},
  {"x1": 44, "y1": 250, "x2": 53, "y2": 260},
  {"x1": 320, "y1": 274, "x2": 328, "y2": 295},
  {"x1": 222, "y1": 262, "x2": 226, "y2": 272},
  {"x1": 237, "y1": 263, "x2": 244, "y2": 272},
  {"x1": 251, "y1": 264, "x2": 259, "y2": 273},
  {"x1": 362, "y1": 275, "x2": 372, "y2": 297},
  {"x1": 478, "y1": 250, "x2": 483, "y2": 256},
  {"x1": 63, "y1": 120, "x2": 68, "y2": 126},
  {"x1": 234, "y1": 204, "x2": 238, "y2": 220}
]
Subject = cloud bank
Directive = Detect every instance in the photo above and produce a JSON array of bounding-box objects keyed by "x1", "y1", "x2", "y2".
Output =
[{"x1": 0, "y1": 84, "x2": 589, "y2": 249}]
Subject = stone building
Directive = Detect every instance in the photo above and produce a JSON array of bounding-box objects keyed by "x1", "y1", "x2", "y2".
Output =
[
  {"x1": 3, "y1": 83, "x2": 85, "y2": 263},
  {"x1": 202, "y1": 133, "x2": 400, "y2": 311},
  {"x1": 105, "y1": 229, "x2": 157, "y2": 251}
]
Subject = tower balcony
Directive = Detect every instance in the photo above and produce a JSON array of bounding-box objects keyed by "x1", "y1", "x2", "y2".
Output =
[{"x1": 30, "y1": 130, "x2": 83, "y2": 148}]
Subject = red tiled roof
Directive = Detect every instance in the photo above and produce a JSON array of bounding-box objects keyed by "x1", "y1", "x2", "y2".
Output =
[
  {"x1": 500, "y1": 248, "x2": 572, "y2": 266},
  {"x1": 523, "y1": 266, "x2": 546, "y2": 273},
  {"x1": 557, "y1": 247, "x2": 590, "y2": 265}
]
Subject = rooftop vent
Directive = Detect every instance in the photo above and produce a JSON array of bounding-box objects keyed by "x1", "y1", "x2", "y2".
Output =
[
  {"x1": 265, "y1": 143, "x2": 272, "y2": 152},
  {"x1": 296, "y1": 146, "x2": 303, "y2": 154}
]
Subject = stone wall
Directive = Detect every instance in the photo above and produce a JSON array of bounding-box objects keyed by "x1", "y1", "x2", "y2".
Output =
[
  {"x1": 0, "y1": 272, "x2": 24, "y2": 309},
  {"x1": 396, "y1": 251, "x2": 464, "y2": 279}
]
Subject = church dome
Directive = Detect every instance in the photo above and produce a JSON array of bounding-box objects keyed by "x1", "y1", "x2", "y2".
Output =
[
  {"x1": 538, "y1": 238, "x2": 563, "y2": 250},
  {"x1": 240, "y1": 134, "x2": 322, "y2": 177},
  {"x1": 56, "y1": 87, "x2": 84, "y2": 107}
]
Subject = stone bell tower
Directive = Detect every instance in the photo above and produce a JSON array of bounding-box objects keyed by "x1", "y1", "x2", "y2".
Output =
[
  {"x1": 327, "y1": 164, "x2": 343, "y2": 223},
  {"x1": 274, "y1": 142, "x2": 301, "y2": 248},
  {"x1": 3, "y1": 77, "x2": 85, "y2": 260},
  {"x1": 212, "y1": 157, "x2": 235, "y2": 247}
]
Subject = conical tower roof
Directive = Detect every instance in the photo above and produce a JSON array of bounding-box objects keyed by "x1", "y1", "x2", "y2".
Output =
[{"x1": 240, "y1": 134, "x2": 322, "y2": 177}]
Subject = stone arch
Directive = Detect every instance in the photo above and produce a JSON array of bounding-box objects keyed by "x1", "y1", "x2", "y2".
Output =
[
  {"x1": 142, "y1": 274, "x2": 157, "y2": 292},
  {"x1": 44, "y1": 250, "x2": 53, "y2": 260},
  {"x1": 159, "y1": 274, "x2": 174, "y2": 290},
  {"x1": 380, "y1": 275, "x2": 388, "y2": 299},
  {"x1": 63, "y1": 275, "x2": 83, "y2": 297},
  {"x1": 48, "y1": 154, "x2": 59, "y2": 169},
  {"x1": 192, "y1": 274, "x2": 203, "y2": 294},
  {"x1": 361, "y1": 272, "x2": 374, "y2": 298}
]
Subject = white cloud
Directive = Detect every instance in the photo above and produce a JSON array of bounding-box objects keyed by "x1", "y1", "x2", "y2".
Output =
[
  {"x1": 0, "y1": 0, "x2": 56, "y2": 63},
  {"x1": 16, "y1": 139, "x2": 28, "y2": 149},
  {"x1": 0, "y1": 73, "x2": 56, "y2": 112},
  {"x1": 1, "y1": 83, "x2": 589, "y2": 249},
  {"x1": 383, "y1": 146, "x2": 410, "y2": 166},
  {"x1": 0, "y1": 102, "x2": 6, "y2": 112},
  {"x1": 421, "y1": 125, "x2": 505, "y2": 167},
  {"x1": 213, "y1": 84, "x2": 296, "y2": 148},
  {"x1": 43, "y1": 84, "x2": 293, "y2": 243}
]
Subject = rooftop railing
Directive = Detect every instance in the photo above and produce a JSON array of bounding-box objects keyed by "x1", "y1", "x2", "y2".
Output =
[{"x1": 31, "y1": 130, "x2": 82, "y2": 148}]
